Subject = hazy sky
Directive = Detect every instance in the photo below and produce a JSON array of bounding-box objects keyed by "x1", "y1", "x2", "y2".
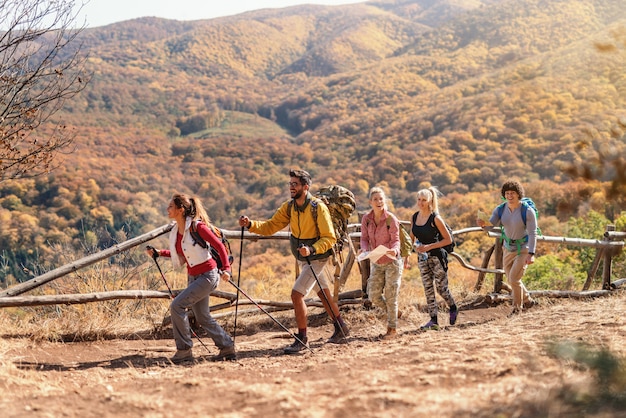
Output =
[{"x1": 76, "y1": 0, "x2": 365, "y2": 28}]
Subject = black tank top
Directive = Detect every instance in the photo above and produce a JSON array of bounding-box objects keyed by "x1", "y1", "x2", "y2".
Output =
[{"x1": 411, "y1": 212, "x2": 438, "y2": 244}]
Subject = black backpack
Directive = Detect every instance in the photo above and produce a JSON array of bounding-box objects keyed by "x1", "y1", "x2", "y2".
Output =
[
  {"x1": 413, "y1": 212, "x2": 456, "y2": 254},
  {"x1": 438, "y1": 218, "x2": 456, "y2": 254},
  {"x1": 189, "y1": 220, "x2": 234, "y2": 270}
]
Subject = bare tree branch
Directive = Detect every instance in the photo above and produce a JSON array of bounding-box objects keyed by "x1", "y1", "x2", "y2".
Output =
[{"x1": 0, "y1": 0, "x2": 91, "y2": 182}]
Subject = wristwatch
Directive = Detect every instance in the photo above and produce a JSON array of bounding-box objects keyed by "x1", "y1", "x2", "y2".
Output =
[
  {"x1": 309, "y1": 246, "x2": 316, "y2": 255},
  {"x1": 528, "y1": 252, "x2": 535, "y2": 255}
]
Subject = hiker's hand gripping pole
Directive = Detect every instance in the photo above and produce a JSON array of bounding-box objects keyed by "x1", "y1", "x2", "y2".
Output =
[
  {"x1": 299, "y1": 245, "x2": 349, "y2": 343},
  {"x1": 227, "y1": 279, "x2": 314, "y2": 355},
  {"x1": 146, "y1": 246, "x2": 174, "y2": 298}
]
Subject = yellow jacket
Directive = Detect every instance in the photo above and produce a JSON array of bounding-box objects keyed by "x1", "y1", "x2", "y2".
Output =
[{"x1": 249, "y1": 192, "x2": 336, "y2": 259}]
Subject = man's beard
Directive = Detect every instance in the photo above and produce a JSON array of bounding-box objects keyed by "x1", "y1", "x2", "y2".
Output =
[{"x1": 291, "y1": 190, "x2": 304, "y2": 200}]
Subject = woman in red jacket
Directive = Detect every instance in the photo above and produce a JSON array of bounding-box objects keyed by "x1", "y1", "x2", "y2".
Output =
[{"x1": 147, "y1": 193, "x2": 235, "y2": 363}]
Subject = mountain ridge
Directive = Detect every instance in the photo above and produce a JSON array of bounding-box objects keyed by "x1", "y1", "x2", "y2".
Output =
[{"x1": 0, "y1": 0, "x2": 624, "y2": 283}]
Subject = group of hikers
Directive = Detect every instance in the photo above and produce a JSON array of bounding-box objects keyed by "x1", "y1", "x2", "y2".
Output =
[{"x1": 146, "y1": 169, "x2": 538, "y2": 363}]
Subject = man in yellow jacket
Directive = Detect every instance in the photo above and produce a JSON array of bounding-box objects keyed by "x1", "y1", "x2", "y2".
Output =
[{"x1": 239, "y1": 169, "x2": 350, "y2": 354}]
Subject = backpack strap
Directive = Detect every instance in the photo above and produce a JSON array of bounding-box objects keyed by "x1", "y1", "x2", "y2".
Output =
[
  {"x1": 190, "y1": 220, "x2": 208, "y2": 249},
  {"x1": 287, "y1": 197, "x2": 320, "y2": 238},
  {"x1": 496, "y1": 202, "x2": 506, "y2": 221},
  {"x1": 310, "y1": 198, "x2": 320, "y2": 239},
  {"x1": 498, "y1": 202, "x2": 528, "y2": 226},
  {"x1": 428, "y1": 213, "x2": 438, "y2": 230},
  {"x1": 385, "y1": 213, "x2": 397, "y2": 241},
  {"x1": 430, "y1": 212, "x2": 446, "y2": 241},
  {"x1": 520, "y1": 201, "x2": 528, "y2": 226},
  {"x1": 496, "y1": 202, "x2": 529, "y2": 254}
]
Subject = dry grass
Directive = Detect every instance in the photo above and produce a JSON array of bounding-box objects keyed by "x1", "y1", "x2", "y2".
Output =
[{"x1": 2, "y1": 249, "x2": 625, "y2": 417}]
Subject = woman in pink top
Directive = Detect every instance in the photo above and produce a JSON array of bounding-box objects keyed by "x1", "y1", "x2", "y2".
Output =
[{"x1": 359, "y1": 187, "x2": 403, "y2": 339}]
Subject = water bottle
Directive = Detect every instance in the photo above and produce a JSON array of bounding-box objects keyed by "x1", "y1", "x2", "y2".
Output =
[{"x1": 414, "y1": 239, "x2": 428, "y2": 262}]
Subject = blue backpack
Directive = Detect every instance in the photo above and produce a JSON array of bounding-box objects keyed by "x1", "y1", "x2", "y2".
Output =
[
  {"x1": 496, "y1": 197, "x2": 541, "y2": 252},
  {"x1": 496, "y1": 197, "x2": 540, "y2": 232}
]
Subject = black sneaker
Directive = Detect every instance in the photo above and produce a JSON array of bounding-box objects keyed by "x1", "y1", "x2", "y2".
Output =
[
  {"x1": 328, "y1": 322, "x2": 350, "y2": 344},
  {"x1": 284, "y1": 335, "x2": 309, "y2": 354},
  {"x1": 449, "y1": 309, "x2": 458, "y2": 325},
  {"x1": 211, "y1": 345, "x2": 236, "y2": 362},
  {"x1": 420, "y1": 320, "x2": 440, "y2": 331}
]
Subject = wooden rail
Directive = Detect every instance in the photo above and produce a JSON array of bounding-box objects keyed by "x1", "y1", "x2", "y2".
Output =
[
  {"x1": 476, "y1": 224, "x2": 625, "y2": 293},
  {"x1": 0, "y1": 222, "x2": 623, "y2": 310}
]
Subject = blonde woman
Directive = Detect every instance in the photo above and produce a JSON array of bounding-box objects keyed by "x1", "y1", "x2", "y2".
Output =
[
  {"x1": 360, "y1": 187, "x2": 403, "y2": 339},
  {"x1": 410, "y1": 187, "x2": 458, "y2": 330}
]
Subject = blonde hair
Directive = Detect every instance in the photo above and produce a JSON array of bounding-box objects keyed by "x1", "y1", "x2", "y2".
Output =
[
  {"x1": 416, "y1": 187, "x2": 441, "y2": 213},
  {"x1": 368, "y1": 186, "x2": 388, "y2": 210}
]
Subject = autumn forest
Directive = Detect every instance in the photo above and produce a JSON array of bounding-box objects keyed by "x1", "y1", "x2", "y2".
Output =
[{"x1": 1, "y1": 0, "x2": 625, "y2": 285}]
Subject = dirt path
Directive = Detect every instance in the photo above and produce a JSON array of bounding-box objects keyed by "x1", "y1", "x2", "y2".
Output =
[{"x1": 2, "y1": 293, "x2": 625, "y2": 418}]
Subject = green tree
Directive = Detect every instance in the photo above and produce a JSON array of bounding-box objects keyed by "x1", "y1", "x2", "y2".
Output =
[{"x1": 526, "y1": 254, "x2": 586, "y2": 290}]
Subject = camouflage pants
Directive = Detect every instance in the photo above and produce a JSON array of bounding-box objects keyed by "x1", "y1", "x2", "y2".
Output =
[
  {"x1": 367, "y1": 258, "x2": 403, "y2": 329},
  {"x1": 418, "y1": 255, "x2": 456, "y2": 318}
]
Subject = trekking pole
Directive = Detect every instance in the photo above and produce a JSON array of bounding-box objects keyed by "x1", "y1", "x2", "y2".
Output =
[
  {"x1": 232, "y1": 227, "x2": 244, "y2": 347},
  {"x1": 227, "y1": 279, "x2": 314, "y2": 354},
  {"x1": 146, "y1": 245, "x2": 211, "y2": 354},
  {"x1": 300, "y1": 246, "x2": 349, "y2": 343}
]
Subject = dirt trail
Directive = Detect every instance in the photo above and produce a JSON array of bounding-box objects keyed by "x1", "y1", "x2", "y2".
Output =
[{"x1": 2, "y1": 293, "x2": 625, "y2": 418}]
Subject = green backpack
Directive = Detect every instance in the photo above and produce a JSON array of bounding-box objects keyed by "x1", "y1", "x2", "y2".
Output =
[{"x1": 393, "y1": 218, "x2": 413, "y2": 258}]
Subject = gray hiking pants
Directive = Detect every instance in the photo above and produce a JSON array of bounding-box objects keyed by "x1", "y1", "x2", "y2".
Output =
[{"x1": 171, "y1": 268, "x2": 233, "y2": 351}]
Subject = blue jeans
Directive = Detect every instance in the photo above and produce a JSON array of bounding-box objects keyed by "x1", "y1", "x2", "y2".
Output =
[{"x1": 170, "y1": 268, "x2": 233, "y2": 351}]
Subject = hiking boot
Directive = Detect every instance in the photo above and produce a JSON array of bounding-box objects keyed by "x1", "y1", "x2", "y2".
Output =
[
  {"x1": 382, "y1": 327, "x2": 397, "y2": 340},
  {"x1": 211, "y1": 345, "x2": 236, "y2": 362},
  {"x1": 507, "y1": 308, "x2": 521, "y2": 318},
  {"x1": 171, "y1": 348, "x2": 193, "y2": 363},
  {"x1": 420, "y1": 320, "x2": 439, "y2": 331},
  {"x1": 449, "y1": 309, "x2": 459, "y2": 326},
  {"x1": 523, "y1": 299, "x2": 538, "y2": 309},
  {"x1": 328, "y1": 322, "x2": 350, "y2": 344},
  {"x1": 284, "y1": 335, "x2": 309, "y2": 354}
]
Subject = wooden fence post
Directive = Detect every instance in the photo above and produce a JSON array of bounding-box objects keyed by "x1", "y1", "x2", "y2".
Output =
[
  {"x1": 583, "y1": 248, "x2": 605, "y2": 291},
  {"x1": 474, "y1": 244, "x2": 495, "y2": 292},
  {"x1": 494, "y1": 236, "x2": 504, "y2": 293},
  {"x1": 602, "y1": 225, "x2": 615, "y2": 290}
]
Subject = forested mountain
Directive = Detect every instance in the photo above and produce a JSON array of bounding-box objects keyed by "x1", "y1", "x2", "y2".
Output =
[{"x1": 1, "y1": 0, "x2": 625, "y2": 283}]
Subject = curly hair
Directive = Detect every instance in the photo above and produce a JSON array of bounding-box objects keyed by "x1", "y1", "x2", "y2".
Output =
[{"x1": 501, "y1": 180, "x2": 525, "y2": 199}]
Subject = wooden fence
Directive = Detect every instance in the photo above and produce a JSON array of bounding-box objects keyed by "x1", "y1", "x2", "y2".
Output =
[{"x1": 0, "y1": 222, "x2": 624, "y2": 310}]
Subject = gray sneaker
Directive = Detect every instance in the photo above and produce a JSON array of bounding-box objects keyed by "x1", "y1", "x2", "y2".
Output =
[
  {"x1": 328, "y1": 322, "x2": 350, "y2": 344},
  {"x1": 171, "y1": 348, "x2": 193, "y2": 363},
  {"x1": 211, "y1": 345, "x2": 236, "y2": 362},
  {"x1": 284, "y1": 335, "x2": 309, "y2": 354}
]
